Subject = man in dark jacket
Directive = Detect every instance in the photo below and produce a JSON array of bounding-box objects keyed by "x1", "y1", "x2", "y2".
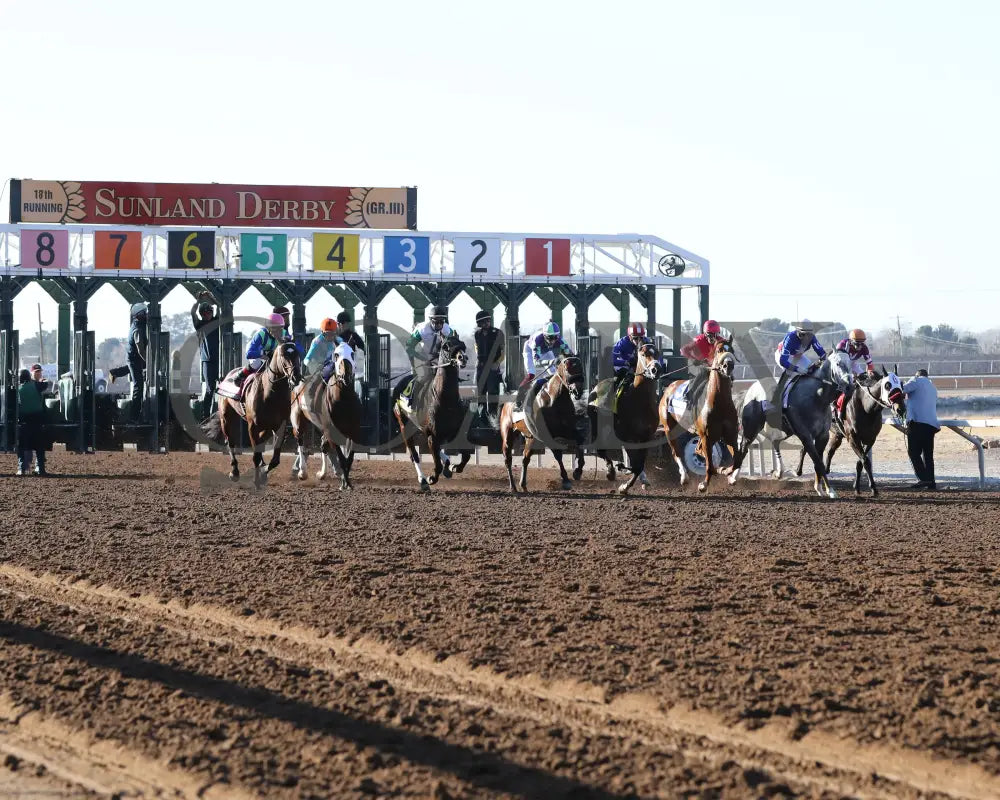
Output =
[
  {"x1": 473, "y1": 309, "x2": 504, "y2": 423},
  {"x1": 108, "y1": 303, "x2": 148, "y2": 420},
  {"x1": 336, "y1": 311, "x2": 366, "y2": 376},
  {"x1": 192, "y1": 291, "x2": 220, "y2": 415}
]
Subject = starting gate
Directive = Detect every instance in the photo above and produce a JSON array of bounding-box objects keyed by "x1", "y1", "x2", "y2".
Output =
[
  {"x1": 576, "y1": 334, "x2": 602, "y2": 388},
  {"x1": 364, "y1": 333, "x2": 391, "y2": 447},
  {"x1": 0, "y1": 330, "x2": 17, "y2": 452},
  {"x1": 72, "y1": 331, "x2": 96, "y2": 453},
  {"x1": 147, "y1": 332, "x2": 170, "y2": 452},
  {"x1": 506, "y1": 334, "x2": 530, "y2": 387}
]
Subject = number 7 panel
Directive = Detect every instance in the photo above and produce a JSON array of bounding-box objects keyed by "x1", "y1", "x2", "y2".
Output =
[
  {"x1": 94, "y1": 231, "x2": 143, "y2": 270},
  {"x1": 524, "y1": 238, "x2": 570, "y2": 276}
]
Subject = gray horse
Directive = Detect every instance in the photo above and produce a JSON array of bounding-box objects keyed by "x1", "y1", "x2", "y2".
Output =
[
  {"x1": 794, "y1": 366, "x2": 905, "y2": 497},
  {"x1": 725, "y1": 351, "x2": 853, "y2": 498}
]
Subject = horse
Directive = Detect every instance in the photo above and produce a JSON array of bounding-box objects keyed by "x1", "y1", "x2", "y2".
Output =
[
  {"x1": 392, "y1": 333, "x2": 473, "y2": 491},
  {"x1": 793, "y1": 366, "x2": 905, "y2": 497},
  {"x1": 588, "y1": 342, "x2": 662, "y2": 495},
  {"x1": 203, "y1": 341, "x2": 303, "y2": 488},
  {"x1": 499, "y1": 355, "x2": 587, "y2": 493},
  {"x1": 290, "y1": 344, "x2": 362, "y2": 489},
  {"x1": 658, "y1": 338, "x2": 738, "y2": 492},
  {"x1": 727, "y1": 350, "x2": 853, "y2": 498}
]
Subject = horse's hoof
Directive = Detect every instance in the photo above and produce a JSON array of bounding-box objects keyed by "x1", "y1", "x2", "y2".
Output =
[
  {"x1": 616, "y1": 482, "x2": 630, "y2": 496},
  {"x1": 229, "y1": 472, "x2": 239, "y2": 483},
  {"x1": 698, "y1": 482, "x2": 708, "y2": 493},
  {"x1": 452, "y1": 464, "x2": 465, "y2": 474},
  {"x1": 442, "y1": 467, "x2": 453, "y2": 479},
  {"x1": 728, "y1": 475, "x2": 737, "y2": 486},
  {"x1": 605, "y1": 470, "x2": 615, "y2": 482},
  {"x1": 428, "y1": 475, "x2": 439, "y2": 486},
  {"x1": 561, "y1": 479, "x2": 572, "y2": 490},
  {"x1": 419, "y1": 479, "x2": 430, "y2": 492},
  {"x1": 572, "y1": 468, "x2": 583, "y2": 481}
]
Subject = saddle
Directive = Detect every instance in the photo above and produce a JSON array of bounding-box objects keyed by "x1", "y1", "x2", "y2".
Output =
[
  {"x1": 217, "y1": 367, "x2": 260, "y2": 402},
  {"x1": 395, "y1": 374, "x2": 429, "y2": 416},
  {"x1": 589, "y1": 377, "x2": 630, "y2": 415}
]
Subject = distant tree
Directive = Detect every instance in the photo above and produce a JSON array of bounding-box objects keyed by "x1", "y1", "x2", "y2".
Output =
[
  {"x1": 681, "y1": 320, "x2": 697, "y2": 338},
  {"x1": 758, "y1": 318, "x2": 788, "y2": 333},
  {"x1": 959, "y1": 335, "x2": 979, "y2": 347},
  {"x1": 934, "y1": 324, "x2": 957, "y2": 342},
  {"x1": 19, "y1": 329, "x2": 58, "y2": 363},
  {"x1": 915, "y1": 324, "x2": 933, "y2": 338}
]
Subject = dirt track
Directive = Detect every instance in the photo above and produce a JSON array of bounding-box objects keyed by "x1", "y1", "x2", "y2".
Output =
[{"x1": 2, "y1": 450, "x2": 1000, "y2": 798}]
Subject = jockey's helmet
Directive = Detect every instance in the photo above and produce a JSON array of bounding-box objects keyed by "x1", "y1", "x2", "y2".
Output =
[
  {"x1": 320, "y1": 317, "x2": 337, "y2": 333},
  {"x1": 795, "y1": 319, "x2": 814, "y2": 333},
  {"x1": 429, "y1": 305, "x2": 448, "y2": 331},
  {"x1": 703, "y1": 319, "x2": 721, "y2": 337},
  {"x1": 266, "y1": 312, "x2": 285, "y2": 333},
  {"x1": 543, "y1": 321, "x2": 560, "y2": 346},
  {"x1": 272, "y1": 306, "x2": 291, "y2": 325},
  {"x1": 849, "y1": 328, "x2": 866, "y2": 343},
  {"x1": 627, "y1": 322, "x2": 646, "y2": 341},
  {"x1": 475, "y1": 309, "x2": 493, "y2": 327}
]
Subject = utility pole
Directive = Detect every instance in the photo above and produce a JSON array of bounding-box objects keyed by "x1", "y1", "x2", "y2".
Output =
[
  {"x1": 896, "y1": 314, "x2": 903, "y2": 357},
  {"x1": 37, "y1": 303, "x2": 44, "y2": 363}
]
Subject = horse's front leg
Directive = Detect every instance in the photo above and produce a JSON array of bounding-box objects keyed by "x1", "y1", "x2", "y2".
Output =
[
  {"x1": 617, "y1": 448, "x2": 643, "y2": 496},
  {"x1": 698, "y1": 435, "x2": 715, "y2": 493},
  {"x1": 794, "y1": 445, "x2": 807, "y2": 478},
  {"x1": 598, "y1": 449, "x2": 616, "y2": 481},
  {"x1": 520, "y1": 439, "x2": 532, "y2": 492},
  {"x1": 293, "y1": 424, "x2": 308, "y2": 481},
  {"x1": 427, "y1": 434, "x2": 444, "y2": 485},
  {"x1": 664, "y1": 417, "x2": 688, "y2": 487},
  {"x1": 437, "y1": 445, "x2": 453, "y2": 479},
  {"x1": 397, "y1": 411, "x2": 428, "y2": 491},
  {"x1": 552, "y1": 448, "x2": 572, "y2": 491},
  {"x1": 862, "y1": 443, "x2": 877, "y2": 498},
  {"x1": 266, "y1": 422, "x2": 288, "y2": 475},
  {"x1": 501, "y1": 422, "x2": 518, "y2": 494},
  {"x1": 250, "y1": 437, "x2": 265, "y2": 490},
  {"x1": 452, "y1": 450, "x2": 472, "y2": 474},
  {"x1": 572, "y1": 446, "x2": 585, "y2": 481}
]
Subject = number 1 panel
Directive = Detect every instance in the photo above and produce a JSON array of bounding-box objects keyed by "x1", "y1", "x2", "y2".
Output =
[
  {"x1": 524, "y1": 238, "x2": 571, "y2": 276},
  {"x1": 454, "y1": 237, "x2": 501, "y2": 277}
]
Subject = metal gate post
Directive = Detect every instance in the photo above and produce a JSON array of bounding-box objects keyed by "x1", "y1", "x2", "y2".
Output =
[{"x1": 0, "y1": 329, "x2": 17, "y2": 452}]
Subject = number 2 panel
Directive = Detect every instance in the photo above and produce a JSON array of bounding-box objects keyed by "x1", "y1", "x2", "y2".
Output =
[
  {"x1": 454, "y1": 238, "x2": 500, "y2": 276},
  {"x1": 95, "y1": 231, "x2": 142, "y2": 270},
  {"x1": 524, "y1": 238, "x2": 570, "y2": 276},
  {"x1": 21, "y1": 229, "x2": 69, "y2": 269}
]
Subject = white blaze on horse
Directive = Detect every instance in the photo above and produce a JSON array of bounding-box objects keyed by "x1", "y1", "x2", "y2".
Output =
[
  {"x1": 728, "y1": 350, "x2": 853, "y2": 498},
  {"x1": 659, "y1": 338, "x2": 739, "y2": 492}
]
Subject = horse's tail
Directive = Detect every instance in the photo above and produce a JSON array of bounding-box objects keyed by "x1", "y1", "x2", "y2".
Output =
[{"x1": 200, "y1": 413, "x2": 226, "y2": 443}]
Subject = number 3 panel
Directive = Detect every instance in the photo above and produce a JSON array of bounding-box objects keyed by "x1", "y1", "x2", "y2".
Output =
[
  {"x1": 383, "y1": 236, "x2": 429, "y2": 275},
  {"x1": 95, "y1": 231, "x2": 142, "y2": 270},
  {"x1": 21, "y1": 229, "x2": 70, "y2": 269},
  {"x1": 453, "y1": 238, "x2": 500, "y2": 277}
]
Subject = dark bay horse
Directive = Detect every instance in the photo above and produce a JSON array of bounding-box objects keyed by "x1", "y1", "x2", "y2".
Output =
[
  {"x1": 794, "y1": 366, "x2": 905, "y2": 497},
  {"x1": 727, "y1": 350, "x2": 853, "y2": 498},
  {"x1": 658, "y1": 339, "x2": 738, "y2": 492},
  {"x1": 588, "y1": 342, "x2": 662, "y2": 495},
  {"x1": 499, "y1": 355, "x2": 586, "y2": 493},
  {"x1": 204, "y1": 341, "x2": 302, "y2": 487},
  {"x1": 392, "y1": 333, "x2": 473, "y2": 491},
  {"x1": 291, "y1": 344, "x2": 362, "y2": 489}
]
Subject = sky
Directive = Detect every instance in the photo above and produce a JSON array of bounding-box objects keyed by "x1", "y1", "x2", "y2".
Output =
[{"x1": 2, "y1": 0, "x2": 999, "y2": 349}]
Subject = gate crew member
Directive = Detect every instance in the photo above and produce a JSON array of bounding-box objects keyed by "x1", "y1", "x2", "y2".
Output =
[
  {"x1": 192, "y1": 291, "x2": 220, "y2": 416},
  {"x1": 474, "y1": 309, "x2": 504, "y2": 423},
  {"x1": 108, "y1": 303, "x2": 148, "y2": 421}
]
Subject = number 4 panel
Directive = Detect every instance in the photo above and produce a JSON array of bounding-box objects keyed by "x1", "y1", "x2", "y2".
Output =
[
  {"x1": 21, "y1": 229, "x2": 70, "y2": 269},
  {"x1": 524, "y1": 238, "x2": 570, "y2": 276},
  {"x1": 454, "y1": 238, "x2": 501, "y2": 276},
  {"x1": 95, "y1": 231, "x2": 142, "y2": 270}
]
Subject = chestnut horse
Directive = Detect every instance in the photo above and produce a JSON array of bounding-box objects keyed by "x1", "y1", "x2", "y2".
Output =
[
  {"x1": 658, "y1": 339, "x2": 737, "y2": 492},
  {"x1": 392, "y1": 333, "x2": 473, "y2": 491},
  {"x1": 499, "y1": 355, "x2": 586, "y2": 493},
  {"x1": 588, "y1": 342, "x2": 662, "y2": 495},
  {"x1": 291, "y1": 344, "x2": 362, "y2": 489},
  {"x1": 204, "y1": 341, "x2": 302, "y2": 488}
]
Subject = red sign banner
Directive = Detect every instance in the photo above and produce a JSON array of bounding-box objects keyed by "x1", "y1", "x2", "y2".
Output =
[{"x1": 9, "y1": 180, "x2": 417, "y2": 229}]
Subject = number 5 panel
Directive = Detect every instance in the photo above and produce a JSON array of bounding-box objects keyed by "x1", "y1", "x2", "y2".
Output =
[
  {"x1": 453, "y1": 238, "x2": 500, "y2": 276},
  {"x1": 21, "y1": 229, "x2": 70, "y2": 269}
]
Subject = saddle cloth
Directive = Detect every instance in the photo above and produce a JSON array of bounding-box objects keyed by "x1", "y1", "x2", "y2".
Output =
[
  {"x1": 667, "y1": 380, "x2": 691, "y2": 416},
  {"x1": 395, "y1": 375, "x2": 417, "y2": 415},
  {"x1": 216, "y1": 367, "x2": 260, "y2": 402}
]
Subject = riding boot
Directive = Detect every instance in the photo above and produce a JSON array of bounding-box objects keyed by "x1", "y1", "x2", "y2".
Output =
[
  {"x1": 515, "y1": 375, "x2": 533, "y2": 411},
  {"x1": 233, "y1": 368, "x2": 248, "y2": 388}
]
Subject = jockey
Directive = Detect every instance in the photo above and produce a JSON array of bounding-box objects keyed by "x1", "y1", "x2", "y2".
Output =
[
  {"x1": 834, "y1": 328, "x2": 874, "y2": 421},
  {"x1": 405, "y1": 306, "x2": 454, "y2": 400},
  {"x1": 611, "y1": 322, "x2": 654, "y2": 394},
  {"x1": 303, "y1": 317, "x2": 342, "y2": 378},
  {"x1": 233, "y1": 312, "x2": 285, "y2": 387},
  {"x1": 271, "y1": 305, "x2": 306, "y2": 357},
  {"x1": 774, "y1": 319, "x2": 827, "y2": 400},
  {"x1": 679, "y1": 319, "x2": 723, "y2": 401},
  {"x1": 515, "y1": 321, "x2": 574, "y2": 410}
]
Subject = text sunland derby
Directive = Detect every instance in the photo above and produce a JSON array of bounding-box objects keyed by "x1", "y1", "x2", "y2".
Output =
[{"x1": 9, "y1": 180, "x2": 417, "y2": 229}]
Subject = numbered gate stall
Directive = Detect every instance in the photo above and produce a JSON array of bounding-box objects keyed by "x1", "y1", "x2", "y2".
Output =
[{"x1": 0, "y1": 330, "x2": 18, "y2": 452}]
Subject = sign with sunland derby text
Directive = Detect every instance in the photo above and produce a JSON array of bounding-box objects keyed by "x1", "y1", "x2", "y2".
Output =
[{"x1": 9, "y1": 180, "x2": 417, "y2": 230}]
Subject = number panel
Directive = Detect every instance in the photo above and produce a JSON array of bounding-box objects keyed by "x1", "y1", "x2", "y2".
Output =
[
  {"x1": 240, "y1": 233, "x2": 287, "y2": 272},
  {"x1": 384, "y1": 236, "x2": 429, "y2": 275},
  {"x1": 312, "y1": 233, "x2": 360, "y2": 272},
  {"x1": 524, "y1": 238, "x2": 570, "y2": 276},
  {"x1": 167, "y1": 230, "x2": 215, "y2": 269},
  {"x1": 21, "y1": 229, "x2": 69, "y2": 269},
  {"x1": 94, "y1": 231, "x2": 142, "y2": 270},
  {"x1": 454, "y1": 237, "x2": 500, "y2": 276}
]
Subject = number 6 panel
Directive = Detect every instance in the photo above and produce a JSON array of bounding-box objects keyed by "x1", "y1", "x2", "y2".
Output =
[
  {"x1": 453, "y1": 237, "x2": 501, "y2": 277},
  {"x1": 167, "y1": 231, "x2": 216, "y2": 269}
]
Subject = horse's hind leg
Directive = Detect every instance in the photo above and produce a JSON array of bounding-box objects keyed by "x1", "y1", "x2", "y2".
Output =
[
  {"x1": 572, "y1": 447, "x2": 585, "y2": 481},
  {"x1": 437, "y1": 445, "x2": 453, "y2": 479},
  {"x1": 698, "y1": 438, "x2": 715, "y2": 493},
  {"x1": 824, "y1": 431, "x2": 844, "y2": 475},
  {"x1": 794, "y1": 446, "x2": 807, "y2": 478},
  {"x1": 553, "y1": 448, "x2": 572, "y2": 491},
  {"x1": 520, "y1": 440, "x2": 532, "y2": 492},
  {"x1": 398, "y1": 414, "x2": 428, "y2": 491},
  {"x1": 664, "y1": 417, "x2": 688, "y2": 486},
  {"x1": 452, "y1": 450, "x2": 472, "y2": 474},
  {"x1": 335, "y1": 444, "x2": 353, "y2": 490},
  {"x1": 863, "y1": 444, "x2": 877, "y2": 497},
  {"x1": 221, "y1": 409, "x2": 240, "y2": 482},
  {"x1": 501, "y1": 418, "x2": 519, "y2": 494},
  {"x1": 618, "y1": 448, "x2": 644, "y2": 496},
  {"x1": 293, "y1": 423, "x2": 308, "y2": 481},
  {"x1": 266, "y1": 422, "x2": 288, "y2": 476}
]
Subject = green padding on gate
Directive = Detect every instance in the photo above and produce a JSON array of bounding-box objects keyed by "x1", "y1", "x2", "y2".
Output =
[{"x1": 58, "y1": 377, "x2": 74, "y2": 422}]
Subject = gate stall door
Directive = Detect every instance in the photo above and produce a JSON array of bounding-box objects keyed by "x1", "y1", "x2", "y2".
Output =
[
  {"x1": 74, "y1": 330, "x2": 96, "y2": 452},
  {"x1": 0, "y1": 330, "x2": 17, "y2": 452},
  {"x1": 148, "y1": 332, "x2": 170, "y2": 452},
  {"x1": 575, "y1": 334, "x2": 602, "y2": 389},
  {"x1": 506, "y1": 334, "x2": 530, "y2": 386}
]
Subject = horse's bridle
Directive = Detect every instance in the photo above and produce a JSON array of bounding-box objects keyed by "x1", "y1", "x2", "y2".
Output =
[{"x1": 861, "y1": 378, "x2": 901, "y2": 410}]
